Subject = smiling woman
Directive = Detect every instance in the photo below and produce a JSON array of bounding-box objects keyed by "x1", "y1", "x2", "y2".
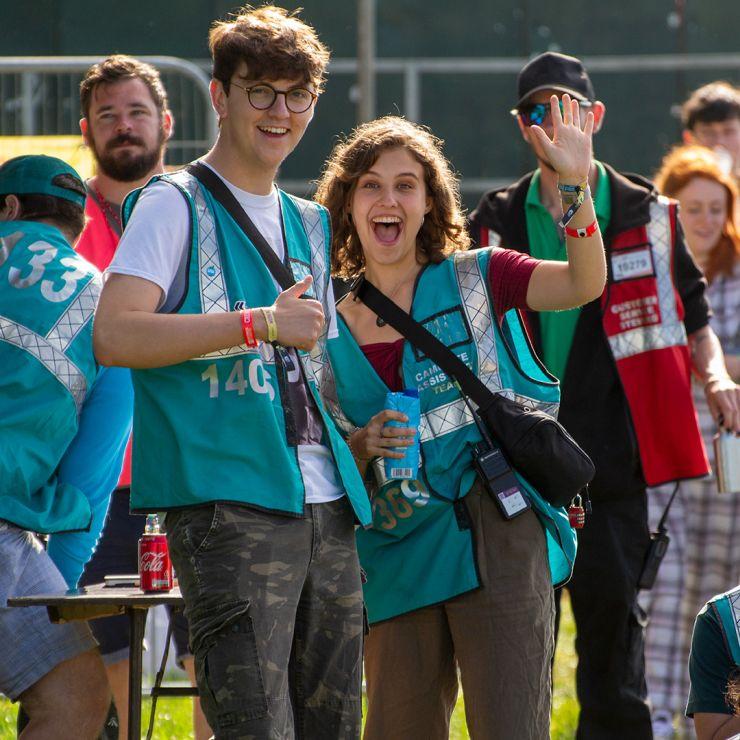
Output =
[
  {"x1": 350, "y1": 148, "x2": 431, "y2": 265},
  {"x1": 314, "y1": 113, "x2": 604, "y2": 739},
  {"x1": 318, "y1": 117, "x2": 467, "y2": 281}
]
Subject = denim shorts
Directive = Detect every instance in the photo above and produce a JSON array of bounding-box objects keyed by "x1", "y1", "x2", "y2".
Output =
[{"x1": 0, "y1": 521, "x2": 98, "y2": 701}]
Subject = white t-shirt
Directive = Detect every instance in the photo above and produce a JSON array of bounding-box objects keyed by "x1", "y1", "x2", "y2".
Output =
[{"x1": 108, "y1": 164, "x2": 343, "y2": 505}]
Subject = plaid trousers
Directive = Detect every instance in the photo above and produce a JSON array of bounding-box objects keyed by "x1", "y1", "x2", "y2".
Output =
[{"x1": 641, "y1": 466, "x2": 740, "y2": 715}]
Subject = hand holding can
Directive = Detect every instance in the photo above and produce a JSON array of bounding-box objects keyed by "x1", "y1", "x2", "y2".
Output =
[{"x1": 383, "y1": 389, "x2": 421, "y2": 480}]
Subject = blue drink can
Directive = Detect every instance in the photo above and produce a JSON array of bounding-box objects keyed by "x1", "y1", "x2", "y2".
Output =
[{"x1": 383, "y1": 389, "x2": 421, "y2": 480}]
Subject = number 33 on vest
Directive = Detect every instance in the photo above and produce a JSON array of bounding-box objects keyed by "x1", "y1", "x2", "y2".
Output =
[{"x1": 200, "y1": 358, "x2": 275, "y2": 400}]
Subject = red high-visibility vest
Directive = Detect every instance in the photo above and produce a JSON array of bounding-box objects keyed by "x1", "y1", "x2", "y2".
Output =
[
  {"x1": 75, "y1": 194, "x2": 132, "y2": 487},
  {"x1": 601, "y1": 196, "x2": 709, "y2": 485}
]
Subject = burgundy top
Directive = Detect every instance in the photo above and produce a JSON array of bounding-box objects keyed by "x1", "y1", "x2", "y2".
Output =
[{"x1": 360, "y1": 248, "x2": 539, "y2": 390}]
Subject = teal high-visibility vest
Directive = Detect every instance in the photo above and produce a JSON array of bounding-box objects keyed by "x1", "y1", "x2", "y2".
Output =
[
  {"x1": 325, "y1": 248, "x2": 576, "y2": 623},
  {"x1": 0, "y1": 221, "x2": 100, "y2": 533},
  {"x1": 710, "y1": 586, "x2": 740, "y2": 665},
  {"x1": 122, "y1": 171, "x2": 371, "y2": 525}
]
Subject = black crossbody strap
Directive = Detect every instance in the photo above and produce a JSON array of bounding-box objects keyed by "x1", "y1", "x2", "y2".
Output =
[
  {"x1": 355, "y1": 277, "x2": 494, "y2": 408},
  {"x1": 186, "y1": 162, "x2": 296, "y2": 291}
]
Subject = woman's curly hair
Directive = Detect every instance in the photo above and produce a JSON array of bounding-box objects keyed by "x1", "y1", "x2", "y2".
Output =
[{"x1": 314, "y1": 116, "x2": 470, "y2": 279}]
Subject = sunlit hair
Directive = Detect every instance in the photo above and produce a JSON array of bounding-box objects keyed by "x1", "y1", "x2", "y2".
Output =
[
  {"x1": 80, "y1": 55, "x2": 168, "y2": 119},
  {"x1": 654, "y1": 144, "x2": 739, "y2": 282},
  {"x1": 315, "y1": 116, "x2": 470, "y2": 279},
  {"x1": 727, "y1": 672, "x2": 740, "y2": 716},
  {"x1": 209, "y1": 5, "x2": 329, "y2": 94},
  {"x1": 681, "y1": 81, "x2": 740, "y2": 130}
]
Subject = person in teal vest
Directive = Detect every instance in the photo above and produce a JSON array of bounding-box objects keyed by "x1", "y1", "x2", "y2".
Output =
[
  {"x1": 314, "y1": 112, "x2": 606, "y2": 739},
  {"x1": 687, "y1": 586, "x2": 740, "y2": 740},
  {"x1": 0, "y1": 155, "x2": 132, "y2": 738},
  {"x1": 93, "y1": 6, "x2": 372, "y2": 738}
]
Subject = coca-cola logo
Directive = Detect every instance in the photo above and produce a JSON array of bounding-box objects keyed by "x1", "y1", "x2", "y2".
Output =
[{"x1": 141, "y1": 551, "x2": 166, "y2": 572}]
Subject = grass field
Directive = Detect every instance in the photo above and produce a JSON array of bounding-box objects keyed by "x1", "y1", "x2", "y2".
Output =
[{"x1": 0, "y1": 595, "x2": 579, "y2": 739}]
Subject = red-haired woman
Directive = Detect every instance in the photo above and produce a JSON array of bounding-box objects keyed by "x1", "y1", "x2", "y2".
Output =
[{"x1": 642, "y1": 144, "x2": 740, "y2": 737}]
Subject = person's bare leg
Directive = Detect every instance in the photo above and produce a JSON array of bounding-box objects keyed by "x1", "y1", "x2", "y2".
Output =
[
  {"x1": 104, "y1": 658, "x2": 130, "y2": 739},
  {"x1": 19, "y1": 649, "x2": 110, "y2": 740},
  {"x1": 183, "y1": 656, "x2": 212, "y2": 740}
]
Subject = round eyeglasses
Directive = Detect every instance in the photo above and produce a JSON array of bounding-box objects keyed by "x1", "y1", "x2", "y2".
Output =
[
  {"x1": 229, "y1": 81, "x2": 318, "y2": 114},
  {"x1": 512, "y1": 99, "x2": 593, "y2": 127}
]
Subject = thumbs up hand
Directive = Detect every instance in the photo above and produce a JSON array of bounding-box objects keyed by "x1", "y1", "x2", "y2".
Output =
[{"x1": 272, "y1": 276, "x2": 325, "y2": 351}]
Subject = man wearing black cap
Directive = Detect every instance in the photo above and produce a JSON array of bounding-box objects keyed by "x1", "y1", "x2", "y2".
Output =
[
  {"x1": 0, "y1": 155, "x2": 132, "y2": 738},
  {"x1": 469, "y1": 52, "x2": 740, "y2": 739}
]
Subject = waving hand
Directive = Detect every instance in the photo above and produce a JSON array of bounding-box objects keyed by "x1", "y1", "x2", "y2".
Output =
[{"x1": 529, "y1": 93, "x2": 595, "y2": 182}]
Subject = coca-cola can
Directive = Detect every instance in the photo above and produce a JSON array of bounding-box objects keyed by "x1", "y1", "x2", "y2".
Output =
[{"x1": 138, "y1": 533, "x2": 173, "y2": 592}]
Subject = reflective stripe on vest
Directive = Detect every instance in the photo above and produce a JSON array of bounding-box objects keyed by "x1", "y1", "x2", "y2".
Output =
[
  {"x1": 411, "y1": 250, "x2": 559, "y2": 445},
  {"x1": 607, "y1": 196, "x2": 688, "y2": 360},
  {"x1": 0, "y1": 294, "x2": 94, "y2": 416},
  {"x1": 729, "y1": 590, "x2": 740, "y2": 660},
  {"x1": 165, "y1": 171, "x2": 244, "y2": 360},
  {"x1": 330, "y1": 250, "x2": 558, "y2": 489},
  {"x1": 46, "y1": 280, "x2": 99, "y2": 354},
  {"x1": 291, "y1": 196, "x2": 331, "y2": 390},
  {"x1": 0, "y1": 231, "x2": 98, "y2": 414},
  {"x1": 165, "y1": 171, "x2": 330, "y2": 378},
  {"x1": 602, "y1": 195, "x2": 708, "y2": 484},
  {"x1": 712, "y1": 587, "x2": 740, "y2": 666},
  {"x1": 322, "y1": 250, "x2": 560, "y2": 452}
]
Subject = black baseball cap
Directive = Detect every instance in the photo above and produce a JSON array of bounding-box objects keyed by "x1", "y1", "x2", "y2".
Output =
[{"x1": 513, "y1": 52, "x2": 595, "y2": 111}]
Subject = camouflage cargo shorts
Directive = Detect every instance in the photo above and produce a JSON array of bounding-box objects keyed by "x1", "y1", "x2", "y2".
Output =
[{"x1": 166, "y1": 497, "x2": 364, "y2": 740}]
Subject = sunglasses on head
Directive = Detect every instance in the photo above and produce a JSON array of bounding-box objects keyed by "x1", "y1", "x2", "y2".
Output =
[{"x1": 513, "y1": 98, "x2": 593, "y2": 127}]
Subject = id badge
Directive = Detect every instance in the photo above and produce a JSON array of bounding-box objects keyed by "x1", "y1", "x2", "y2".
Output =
[{"x1": 495, "y1": 485, "x2": 531, "y2": 519}]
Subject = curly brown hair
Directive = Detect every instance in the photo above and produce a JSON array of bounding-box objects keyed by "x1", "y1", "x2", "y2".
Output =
[
  {"x1": 209, "y1": 5, "x2": 329, "y2": 94},
  {"x1": 654, "y1": 144, "x2": 739, "y2": 282},
  {"x1": 314, "y1": 116, "x2": 470, "y2": 279}
]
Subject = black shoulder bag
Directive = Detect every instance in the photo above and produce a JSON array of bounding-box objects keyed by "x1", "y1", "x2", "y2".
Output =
[{"x1": 355, "y1": 276, "x2": 595, "y2": 508}]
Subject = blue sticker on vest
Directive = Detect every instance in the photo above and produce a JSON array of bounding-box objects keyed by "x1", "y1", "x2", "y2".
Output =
[
  {"x1": 411, "y1": 306, "x2": 471, "y2": 363},
  {"x1": 288, "y1": 257, "x2": 315, "y2": 297}
]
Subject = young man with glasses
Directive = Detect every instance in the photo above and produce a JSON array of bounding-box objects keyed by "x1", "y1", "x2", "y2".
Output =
[
  {"x1": 469, "y1": 51, "x2": 740, "y2": 740},
  {"x1": 93, "y1": 6, "x2": 372, "y2": 738}
]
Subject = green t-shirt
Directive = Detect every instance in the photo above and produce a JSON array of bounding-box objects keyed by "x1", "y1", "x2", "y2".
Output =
[
  {"x1": 525, "y1": 161, "x2": 611, "y2": 381},
  {"x1": 687, "y1": 603, "x2": 738, "y2": 717}
]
